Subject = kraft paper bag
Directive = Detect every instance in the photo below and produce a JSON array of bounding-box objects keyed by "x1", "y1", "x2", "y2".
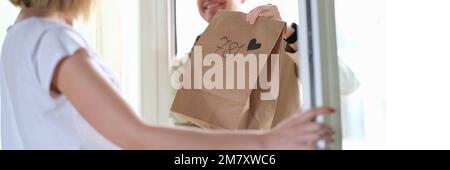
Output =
[
  {"x1": 171, "y1": 11, "x2": 300, "y2": 130},
  {"x1": 271, "y1": 52, "x2": 301, "y2": 127}
]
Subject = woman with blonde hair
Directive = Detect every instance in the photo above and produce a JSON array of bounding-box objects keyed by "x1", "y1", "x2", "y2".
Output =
[{"x1": 0, "y1": 0, "x2": 335, "y2": 150}]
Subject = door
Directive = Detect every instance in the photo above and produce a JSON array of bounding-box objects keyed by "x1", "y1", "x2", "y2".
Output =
[{"x1": 298, "y1": 0, "x2": 387, "y2": 150}]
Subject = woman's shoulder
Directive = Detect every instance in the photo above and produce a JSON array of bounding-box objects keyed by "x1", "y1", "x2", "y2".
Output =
[
  {"x1": 8, "y1": 17, "x2": 87, "y2": 50},
  {"x1": 38, "y1": 20, "x2": 86, "y2": 47}
]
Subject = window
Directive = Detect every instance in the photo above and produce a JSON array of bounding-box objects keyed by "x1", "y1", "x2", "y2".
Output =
[
  {"x1": 335, "y1": 0, "x2": 387, "y2": 149},
  {"x1": 74, "y1": 0, "x2": 141, "y2": 113}
]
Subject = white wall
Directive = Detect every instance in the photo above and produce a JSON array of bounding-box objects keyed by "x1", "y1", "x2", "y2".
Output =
[{"x1": 387, "y1": 0, "x2": 450, "y2": 149}]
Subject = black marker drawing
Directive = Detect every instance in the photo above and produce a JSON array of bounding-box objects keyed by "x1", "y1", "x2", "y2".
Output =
[
  {"x1": 215, "y1": 36, "x2": 246, "y2": 57},
  {"x1": 247, "y1": 38, "x2": 262, "y2": 51}
]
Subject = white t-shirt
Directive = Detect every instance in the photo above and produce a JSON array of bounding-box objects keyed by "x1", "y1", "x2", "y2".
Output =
[{"x1": 0, "y1": 17, "x2": 119, "y2": 150}]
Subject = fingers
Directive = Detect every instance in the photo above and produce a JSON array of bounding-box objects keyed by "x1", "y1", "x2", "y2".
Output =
[
  {"x1": 304, "y1": 142, "x2": 319, "y2": 150},
  {"x1": 299, "y1": 123, "x2": 322, "y2": 133},
  {"x1": 247, "y1": 6, "x2": 267, "y2": 24},
  {"x1": 298, "y1": 122, "x2": 336, "y2": 148},
  {"x1": 247, "y1": 5, "x2": 281, "y2": 24},
  {"x1": 268, "y1": 107, "x2": 336, "y2": 150},
  {"x1": 266, "y1": 124, "x2": 335, "y2": 150},
  {"x1": 259, "y1": 10, "x2": 281, "y2": 20},
  {"x1": 272, "y1": 107, "x2": 335, "y2": 131},
  {"x1": 302, "y1": 133, "x2": 321, "y2": 143},
  {"x1": 296, "y1": 107, "x2": 336, "y2": 125},
  {"x1": 300, "y1": 123, "x2": 335, "y2": 135},
  {"x1": 318, "y1": 125, "x2": 335, "y2": 144},
  {"x1": 301, "y1": 127, "x2": 334, "y2": 141},
  {"x1": 298, "y1": 129, "x2": 335, "y2": 150}
]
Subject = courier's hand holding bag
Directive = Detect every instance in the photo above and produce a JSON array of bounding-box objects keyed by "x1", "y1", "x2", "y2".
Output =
[{"x1": 171, "y1": 11, "x2": 300, "y2": 130}]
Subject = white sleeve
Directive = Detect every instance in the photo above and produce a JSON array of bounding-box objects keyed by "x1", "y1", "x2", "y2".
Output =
[
  {"x1": 35, "y1": 28, "x2": 87, "y2": 93},
  {"x1": 338, "y1": 58, "x2": 360, "y2": 95},
  {"x1": 286, "y1": 52, "x2": 360, "y2": 95}
]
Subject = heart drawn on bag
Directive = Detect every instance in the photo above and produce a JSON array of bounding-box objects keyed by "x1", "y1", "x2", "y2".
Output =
[{"x1": 247, "y1": 38, "x2": 262, "y2": 51}]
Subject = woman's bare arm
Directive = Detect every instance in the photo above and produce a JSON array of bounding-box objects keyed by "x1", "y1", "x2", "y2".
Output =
[{"x1": 53, "y1": 49, "x2": 334, "y2": 150}]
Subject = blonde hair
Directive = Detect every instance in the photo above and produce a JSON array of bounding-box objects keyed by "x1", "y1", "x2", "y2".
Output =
[{"x1": 10, "y1": 0, "x2": 94, "y2": 18}]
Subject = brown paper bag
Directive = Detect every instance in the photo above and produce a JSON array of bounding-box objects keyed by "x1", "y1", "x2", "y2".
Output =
[{"x1": 171, "y1": 11, "x2": 300, "y2": 130}]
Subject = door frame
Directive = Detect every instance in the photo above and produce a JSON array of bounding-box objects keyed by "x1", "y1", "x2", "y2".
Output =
[
  {"x1": 298, "y1": 0, "x2": 342, "y2": 150},
  {"x1": 140, "y1": 0, "x2": 176, "y2": 125}
]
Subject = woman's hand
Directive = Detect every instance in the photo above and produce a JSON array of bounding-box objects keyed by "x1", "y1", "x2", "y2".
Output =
[
  {"x1": 247, "y1": 4, "x2": 298, "y2": 51},
  {"x1": 263, "y1": 107, "x2": 336, "y2": 150},
  {"x1": 247, "y1": 4, "x2": 283, "y2": 24}
]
